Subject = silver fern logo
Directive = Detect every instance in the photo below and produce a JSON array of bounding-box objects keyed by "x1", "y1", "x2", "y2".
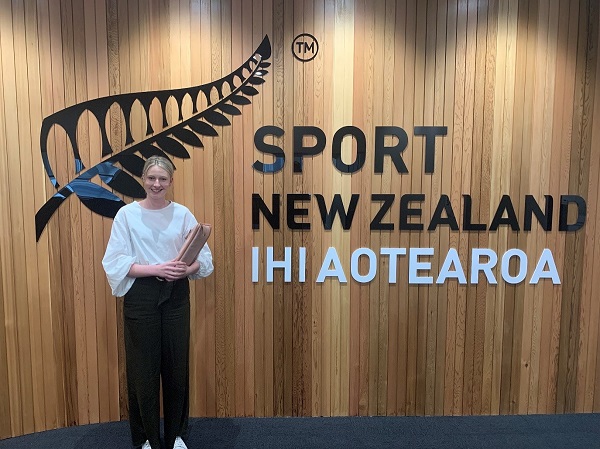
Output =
[{"x1": 36, "y1": 36, "x2": 271, "y2": 241}]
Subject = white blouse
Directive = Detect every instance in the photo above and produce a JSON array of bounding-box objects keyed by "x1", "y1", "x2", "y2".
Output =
[{"x1": 102, "y1": 201, "x2": 214, "y2": 297}]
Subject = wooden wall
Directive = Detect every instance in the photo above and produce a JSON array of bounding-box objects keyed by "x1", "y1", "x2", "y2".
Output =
[{"x1": 1, "y1": 0, "x2": 600, "y2": 438}]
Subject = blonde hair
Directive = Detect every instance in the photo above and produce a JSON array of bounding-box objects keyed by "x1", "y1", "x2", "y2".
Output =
[{"x1": 142, "y1": 156, "x2": 174, "y2": 178}]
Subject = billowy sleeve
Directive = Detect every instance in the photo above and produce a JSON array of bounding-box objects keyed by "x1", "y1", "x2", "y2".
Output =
[
  {"x1": 102, "y1": 209, "x2": 136, "y2": 296},
  {"x1": 189, "y1": 242, "x2": 214, "y2": 280}
]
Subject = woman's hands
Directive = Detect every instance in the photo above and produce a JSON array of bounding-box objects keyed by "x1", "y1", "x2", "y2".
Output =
[
  {"x1": 128, "y1": 260, "x2": 199, "y2": 281},
  {"x1": 154, "y1": 261, "x2": 190, "y2": 281}
]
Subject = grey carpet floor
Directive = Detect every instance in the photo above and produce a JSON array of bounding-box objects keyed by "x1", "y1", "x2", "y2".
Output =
[{"x1": 0, "y1": 414, "x2": 599, "y2": 448}]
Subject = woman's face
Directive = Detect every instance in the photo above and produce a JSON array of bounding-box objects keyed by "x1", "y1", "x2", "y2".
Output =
[{"x1": 143, "y1": 165, "x2": 172, "y2": 201}]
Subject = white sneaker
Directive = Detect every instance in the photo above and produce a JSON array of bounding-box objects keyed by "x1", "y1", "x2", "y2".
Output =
[
  {"x1": 173, "y1": 436, "x2": 188, "y2": 449},
  {"x1": 142, "y1": 441, "x2": 151, "y2": 449}
]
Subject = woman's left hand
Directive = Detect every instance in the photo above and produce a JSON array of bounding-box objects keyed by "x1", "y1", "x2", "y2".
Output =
[{"x1": 183, "y1": 260, "x2": 201, "y2": 278}]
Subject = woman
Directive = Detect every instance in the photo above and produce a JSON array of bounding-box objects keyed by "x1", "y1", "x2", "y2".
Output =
[{"x1": 103, "y1": 156, "x2": 213, "y2": 449}]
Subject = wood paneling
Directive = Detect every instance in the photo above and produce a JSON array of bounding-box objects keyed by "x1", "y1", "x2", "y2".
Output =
[{"x1": 1, "y1": 0, "x2": 600, "y2": 437}]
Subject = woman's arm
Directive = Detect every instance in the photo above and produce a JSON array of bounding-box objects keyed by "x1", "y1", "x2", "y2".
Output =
[
  {"x1": 103, "y1": 211, "x2": 137, "y2": 295},
  {"x1": 189, "y1": 243, "x2": 214, "y2": 279}
]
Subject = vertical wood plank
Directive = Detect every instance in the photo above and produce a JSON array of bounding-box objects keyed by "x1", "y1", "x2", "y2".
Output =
[
  {"x1": 200, "y1": 0, "x2": 217, "y2": 417},
  {"x1": 470, "y1": 0, "x2": 490, "y2": 416},
  {"x1": 270, "y1": 0, "x2": 284, "y2": 417},
  {"x1": 573, "y1": 0, "x2": 598, "y2": 413},
  {"x1": 433, "y1": 0, "x2": 450, "y2": 417},
  {"x1": 377, "y1": 0, "x2": 394, "y2": 416},
  {"x1": 535, "y1": 0, "x2": 560, "y2": 413},
  {"x1": 479, "y1": 0, "x2": 498, "y2": 415},
  {"x1": 403, "y1": 0, "x2": 417, "y2": 416},
  {"x1": 368, "y1": 0, "x2": 382, "y2": 417},
  {"x1": 423, "y1": 0, "x2": 438, "y2": 417},
  {"x1": 104, "y1": 0, "x2": 122, "y2": 421},
  {"x1": 311, "y1": 0, "x2": 325, "y2": 417},
  {"x1": 413, "y1": 0, "x2": 428, "y2": 416},
  {"x1": 555, "y1": 0, "x2": 584, "y2": 414},
  {"x1": 1, "y1": 0, "x2": 34, "y2": 434},
  {"x1": 450, "y1": 0, "x2": 468, "y2": 416},
  {"x1": 583, "y1": 0, "x2": 600, "y2": 413},
  {"x1": 460, "y1": 0, "x2": 478, "y2": 416},
  {"x1": 526, "y1": 0, "x2": 552, "y2": 414},
  {"x1": 291, "y1": 0, "x2": 304, "y2": 418},
  {"x1": 22, "y1": 0, "x2": 52, "y2": 430},
  {"x1": 262, "y1": 0, "x2": 275, "y2": 418},
  {"x1": 440, "y1": 0, "x2": 457, "y2": 417},
  {"x1": 0, "y1": 1, "x2": 16, "y2": 436}
]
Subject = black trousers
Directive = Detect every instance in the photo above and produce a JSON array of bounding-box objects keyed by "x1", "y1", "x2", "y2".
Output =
[{"x1": 124, "y1": 277, "x2": 190, "y2": 449}]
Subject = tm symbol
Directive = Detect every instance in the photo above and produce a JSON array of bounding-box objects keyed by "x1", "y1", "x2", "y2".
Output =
[{"x1": 292, "y1": 33, "x2": 319, "y2": 62}]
